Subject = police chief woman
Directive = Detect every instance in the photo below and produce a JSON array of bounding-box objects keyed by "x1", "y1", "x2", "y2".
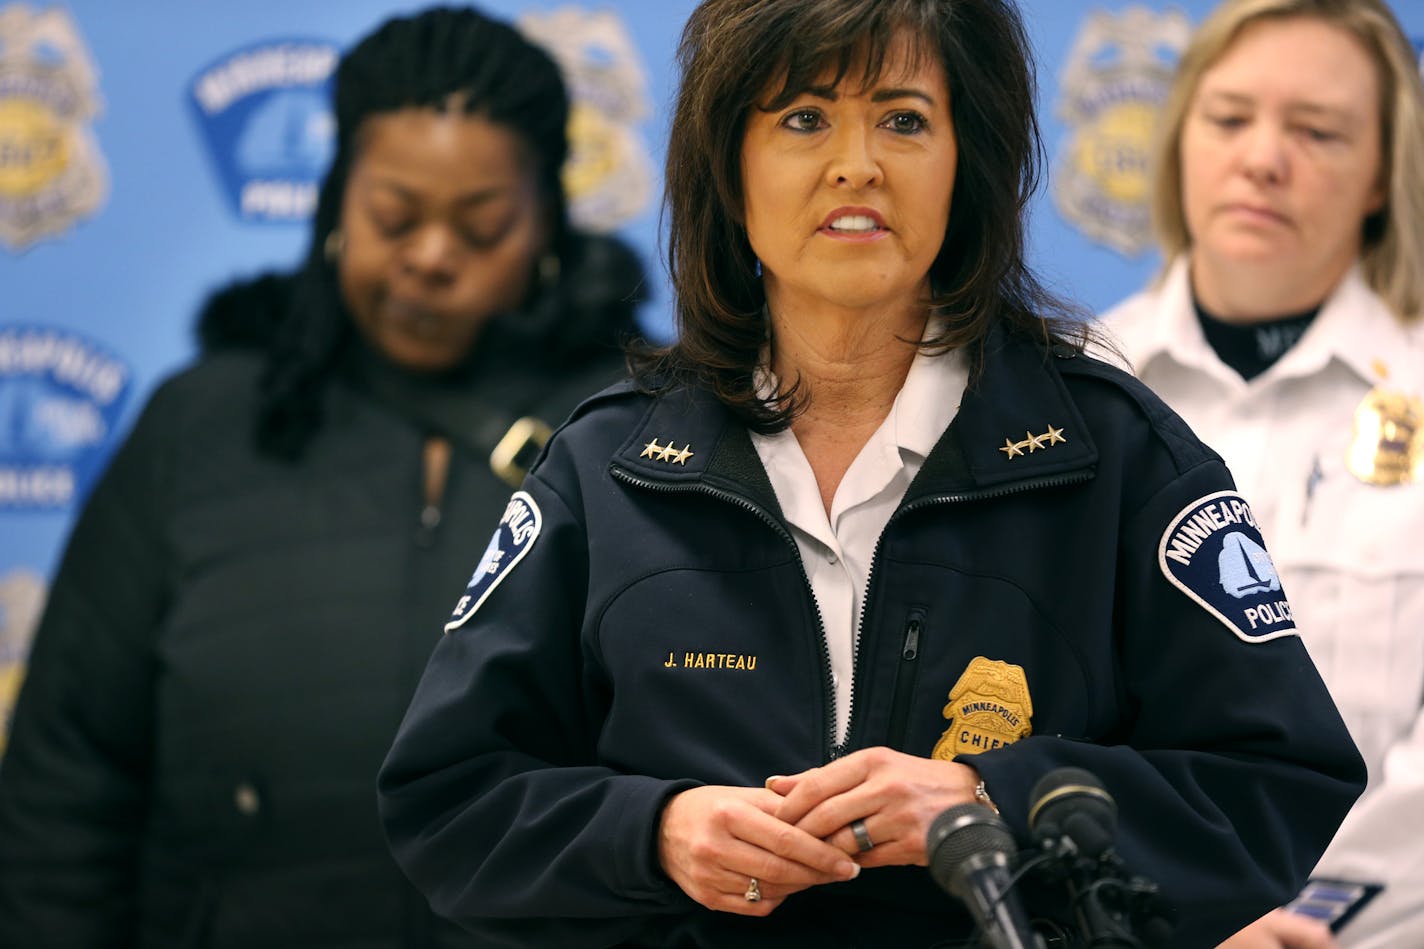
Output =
[
  {"x1": 0, "y1": 7, "x2": 643, "y2": 948},
  {"x1": 379, "y1": 1, "x2": 1363, "y2": 946},
  {"x1": 1099, "y1": 1, "x2": 1424, "y2": 947}
]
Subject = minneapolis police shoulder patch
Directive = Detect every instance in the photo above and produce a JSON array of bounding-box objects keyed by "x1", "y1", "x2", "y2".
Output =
[
  {"x1": 445, "y1": 491, "x2": 541, "y2": 633},
  {"x1": 1158, "y1": 490, "x2": 1296, "y2": 643}
]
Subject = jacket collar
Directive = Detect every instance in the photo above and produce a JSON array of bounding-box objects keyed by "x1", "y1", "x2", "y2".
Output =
[
  {"x1": 907, "y1": 324, "x2": 1097, "y2": 501},
  {"x1": 611, "y1": 325, "x2": 1097, "y2": 506}
]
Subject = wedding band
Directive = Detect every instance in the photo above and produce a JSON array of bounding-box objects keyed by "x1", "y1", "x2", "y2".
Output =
[
  {"x1": 744, "y1": 877, "x2": 761, "y2": 902},
  {"x1": 850, "y1": 818, "x2": 875, "y2": 852}
]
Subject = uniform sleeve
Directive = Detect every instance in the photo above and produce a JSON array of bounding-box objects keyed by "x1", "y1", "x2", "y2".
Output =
[
  {"x1": 1309, "y1": 706, "x2": 1424, "y2": 947},
  {"x1": 967, "y1": 458, "x2": 1366, "y2": 949},
  {"x1": 378, "y1": 470, "x2": 698, "y2": 947},
  {"x1": 0, "y1": 391, "x2": 175, "y2": 948}
]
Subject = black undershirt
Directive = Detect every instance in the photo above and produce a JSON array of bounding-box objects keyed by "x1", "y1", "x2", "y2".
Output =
[{"x1": 1194, "y1": 297, "x2": 1320, "y2": 381}]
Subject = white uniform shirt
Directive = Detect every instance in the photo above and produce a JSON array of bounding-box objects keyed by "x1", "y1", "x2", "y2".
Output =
[
  {"x1": 1102, "y1": 257, "x2": 1424, "y2": 948},
  {"x1": 751, "y1": 344, "x2": 967, "y2": 746}
]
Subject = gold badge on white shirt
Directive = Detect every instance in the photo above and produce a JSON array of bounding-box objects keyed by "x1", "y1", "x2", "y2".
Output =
[{"x1": 1346, "y1": 388, "x2": 1424, "y2": 486}]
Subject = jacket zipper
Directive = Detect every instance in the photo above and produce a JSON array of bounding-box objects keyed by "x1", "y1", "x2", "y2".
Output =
[
  {"x1": 885, "y1": 608, "x2": 925, "y2": 750},
  {"x1": 609, "y1": 465, "x2": 840, "y2": 761},
  {"x1": 841, "y1": 469, "x2": 1095, "y2": 754}
]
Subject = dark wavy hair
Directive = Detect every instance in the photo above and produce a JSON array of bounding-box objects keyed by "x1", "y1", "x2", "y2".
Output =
[
  {"x1": 632, "y1": 0, "x2": 1090, "y2": 431},
  {"x1": 202, "y1": 5, "x2": 643, "y2": 459}
]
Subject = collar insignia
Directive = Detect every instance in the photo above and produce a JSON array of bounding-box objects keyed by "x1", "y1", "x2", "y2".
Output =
[
  {"x1": 640, "y1": 437, "x2": 694, "y2": 466},
  {"x1": 999, "y1": 424, "x2": 1066, "y2": 460}
]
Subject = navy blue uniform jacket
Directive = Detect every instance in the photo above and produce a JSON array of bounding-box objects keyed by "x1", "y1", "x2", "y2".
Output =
[{"x1": 378, "y1": 329, "x2": 1364, "y2": 948}]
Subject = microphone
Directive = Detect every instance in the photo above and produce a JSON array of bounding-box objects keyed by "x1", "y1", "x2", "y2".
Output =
[
  {"x1": 928, "y1": 802, "x2": 1045, "y2": 949},
  {"x1": 1027, "y1": 768, "x2": 1174, "y2": 948},
  {"x1": 1027, "y1": 767, "x2": 1118, "y2": 860}
]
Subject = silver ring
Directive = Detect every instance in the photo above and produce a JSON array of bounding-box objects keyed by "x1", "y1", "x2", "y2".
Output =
[
  {"x1": 850, "y1": 818, "x2": 875, "y2": 852},
  {"x1": 744, "y1": 877, "x2": 761, "y2": 902}
]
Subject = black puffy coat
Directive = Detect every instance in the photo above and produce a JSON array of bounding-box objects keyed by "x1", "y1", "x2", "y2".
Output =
[{"x1": 0, "y1": 235, "x2": 643, "y2": 948}]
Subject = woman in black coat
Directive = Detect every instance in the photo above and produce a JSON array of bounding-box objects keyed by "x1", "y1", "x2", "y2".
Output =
[{"x1": 0, "y1": 7, "x2": 644, "y2": 947}]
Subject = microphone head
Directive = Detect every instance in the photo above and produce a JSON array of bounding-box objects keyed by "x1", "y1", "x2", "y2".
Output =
[
  {"x1": 927, "y1": 802, "x2": 1017, "y2": 898},
  {"x1": 1027, "y1": 767, "x2": 1117, "y2": 859}
]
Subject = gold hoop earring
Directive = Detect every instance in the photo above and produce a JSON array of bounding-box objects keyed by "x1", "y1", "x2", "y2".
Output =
[{"x1": 324, "y1": 229, "x2": 345, "y2": 264}]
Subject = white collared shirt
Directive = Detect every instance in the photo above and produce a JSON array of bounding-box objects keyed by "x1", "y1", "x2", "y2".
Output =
[
  {"x1": 750, "y1": 343, "x2": 967, "y2": 745},
  {"x1": 1102, "y1": 259, "x2": 1424, "y2": 947}
]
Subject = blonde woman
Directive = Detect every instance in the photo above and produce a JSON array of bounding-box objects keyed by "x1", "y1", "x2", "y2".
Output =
[{"x1": 1101, "y1": 1, "x2": 1424, "y2": 946}]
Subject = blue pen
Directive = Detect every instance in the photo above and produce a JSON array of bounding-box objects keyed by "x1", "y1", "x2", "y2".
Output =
[{"x1": 1302, "y1": 454, "x2": 1324, "y2": 527}]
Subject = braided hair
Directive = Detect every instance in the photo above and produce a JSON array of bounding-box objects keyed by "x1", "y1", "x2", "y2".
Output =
[{"x1": 206, "y1": 5, "x2": 641, "y2": 459}]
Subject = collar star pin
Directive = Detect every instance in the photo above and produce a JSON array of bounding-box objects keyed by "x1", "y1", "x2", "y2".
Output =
[
  {"x1": 640, "y1": 437, "x2": 695, "y2": 465},
  {"x1": 999, "y1": 424, "x2": 1066, "y2": 460}
]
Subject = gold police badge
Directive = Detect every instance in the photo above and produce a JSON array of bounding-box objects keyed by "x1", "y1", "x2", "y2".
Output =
[
  {"x1": 932, "y1": 656, "x2": 1034, "y2": 761},
  {"x1": 0, "y1": 4, "x2": 107, "y2": 250},
  {"x1": 1052, "y1": 7, "x2": 1192, "y2": 256},
  {"x1": 1346, "y1": 388, "x2": 1424, "y2": 486},
  {"x1": 517, "y1": 8, "x2": 652, "y2": 232}
]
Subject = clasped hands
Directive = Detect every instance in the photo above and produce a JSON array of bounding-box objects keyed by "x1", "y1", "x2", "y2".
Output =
[{"x1": 657, "y1": 746, "x2": 981, "y2": 915}]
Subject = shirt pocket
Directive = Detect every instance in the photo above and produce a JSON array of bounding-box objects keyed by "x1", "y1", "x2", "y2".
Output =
[
  {"x1": 1268, "y1": 453, "x2": 1424, "y2": 782},
  {"x1": 1274, "y1": 447, "x2": 1424, "y2": 571}
]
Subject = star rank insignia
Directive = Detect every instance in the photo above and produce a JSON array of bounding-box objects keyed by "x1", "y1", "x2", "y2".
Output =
[
  {"x1": 640, "y1": 437, "x2": 695, "y2": 465},
  {"x1": 999, "y1": 424, "x2": 1066, "y2": 460}
]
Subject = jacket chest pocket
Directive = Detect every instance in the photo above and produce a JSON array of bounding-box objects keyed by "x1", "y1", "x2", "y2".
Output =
[
  {"x1": 868, "y1": 568, "x2": 1100, "y2": 760},
  {"x1": 594, "y1": 566, "x2": 826, "y2": 782}
]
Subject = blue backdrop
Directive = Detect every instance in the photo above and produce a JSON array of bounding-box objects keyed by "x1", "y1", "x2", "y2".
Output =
[{"x1": 2, "y1": 1, "x2": 1422, "y2": 741}]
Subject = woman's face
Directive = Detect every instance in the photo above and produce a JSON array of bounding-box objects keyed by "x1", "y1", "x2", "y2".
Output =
[
  {"x1": 739, "y1": 37, "x2": 957, "y2": 316},
  {"x1": 337, "y1": 108, "x2": 549, "y2": 373},
  {"x1": 1180, "y1": 16, "x2": 1384, "y2": 313}
]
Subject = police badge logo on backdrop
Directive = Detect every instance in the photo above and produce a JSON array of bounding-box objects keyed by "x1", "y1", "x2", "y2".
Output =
[
  {"x1": 187, "y1": 40, "x2": 338, "y2": 222},
  {"x1": 1052, "y1": 7, "x2": 1192, "y2": 256},
  {"x1": 0, "y1": 326, "x2": 130, "y2": 509},
  {"x1": 518, "y1": 8, "x2": 653, "y2": 231},
  {"x1": 0, "y1": 3, "x2": 108, "y2": 251},
  {"x1": 1159, "y1": 490, "x2": 1297, "y2": 643}
]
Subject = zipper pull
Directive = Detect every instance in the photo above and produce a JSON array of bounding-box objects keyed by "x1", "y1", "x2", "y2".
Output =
[
  {"x1": 902, "y1": 616, "x2": 922, "y2": 661},
  {"x1": 417, "y1": 436, "x2": 452, "y2": 547},
  {"x1": 415, "y1": 503, "x2": 441, "y2": 548}
]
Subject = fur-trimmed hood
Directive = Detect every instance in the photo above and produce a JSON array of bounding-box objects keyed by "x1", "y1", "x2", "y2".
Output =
[{"x1": 194, "y1": 231, "x2": 650, "y2": 360}]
